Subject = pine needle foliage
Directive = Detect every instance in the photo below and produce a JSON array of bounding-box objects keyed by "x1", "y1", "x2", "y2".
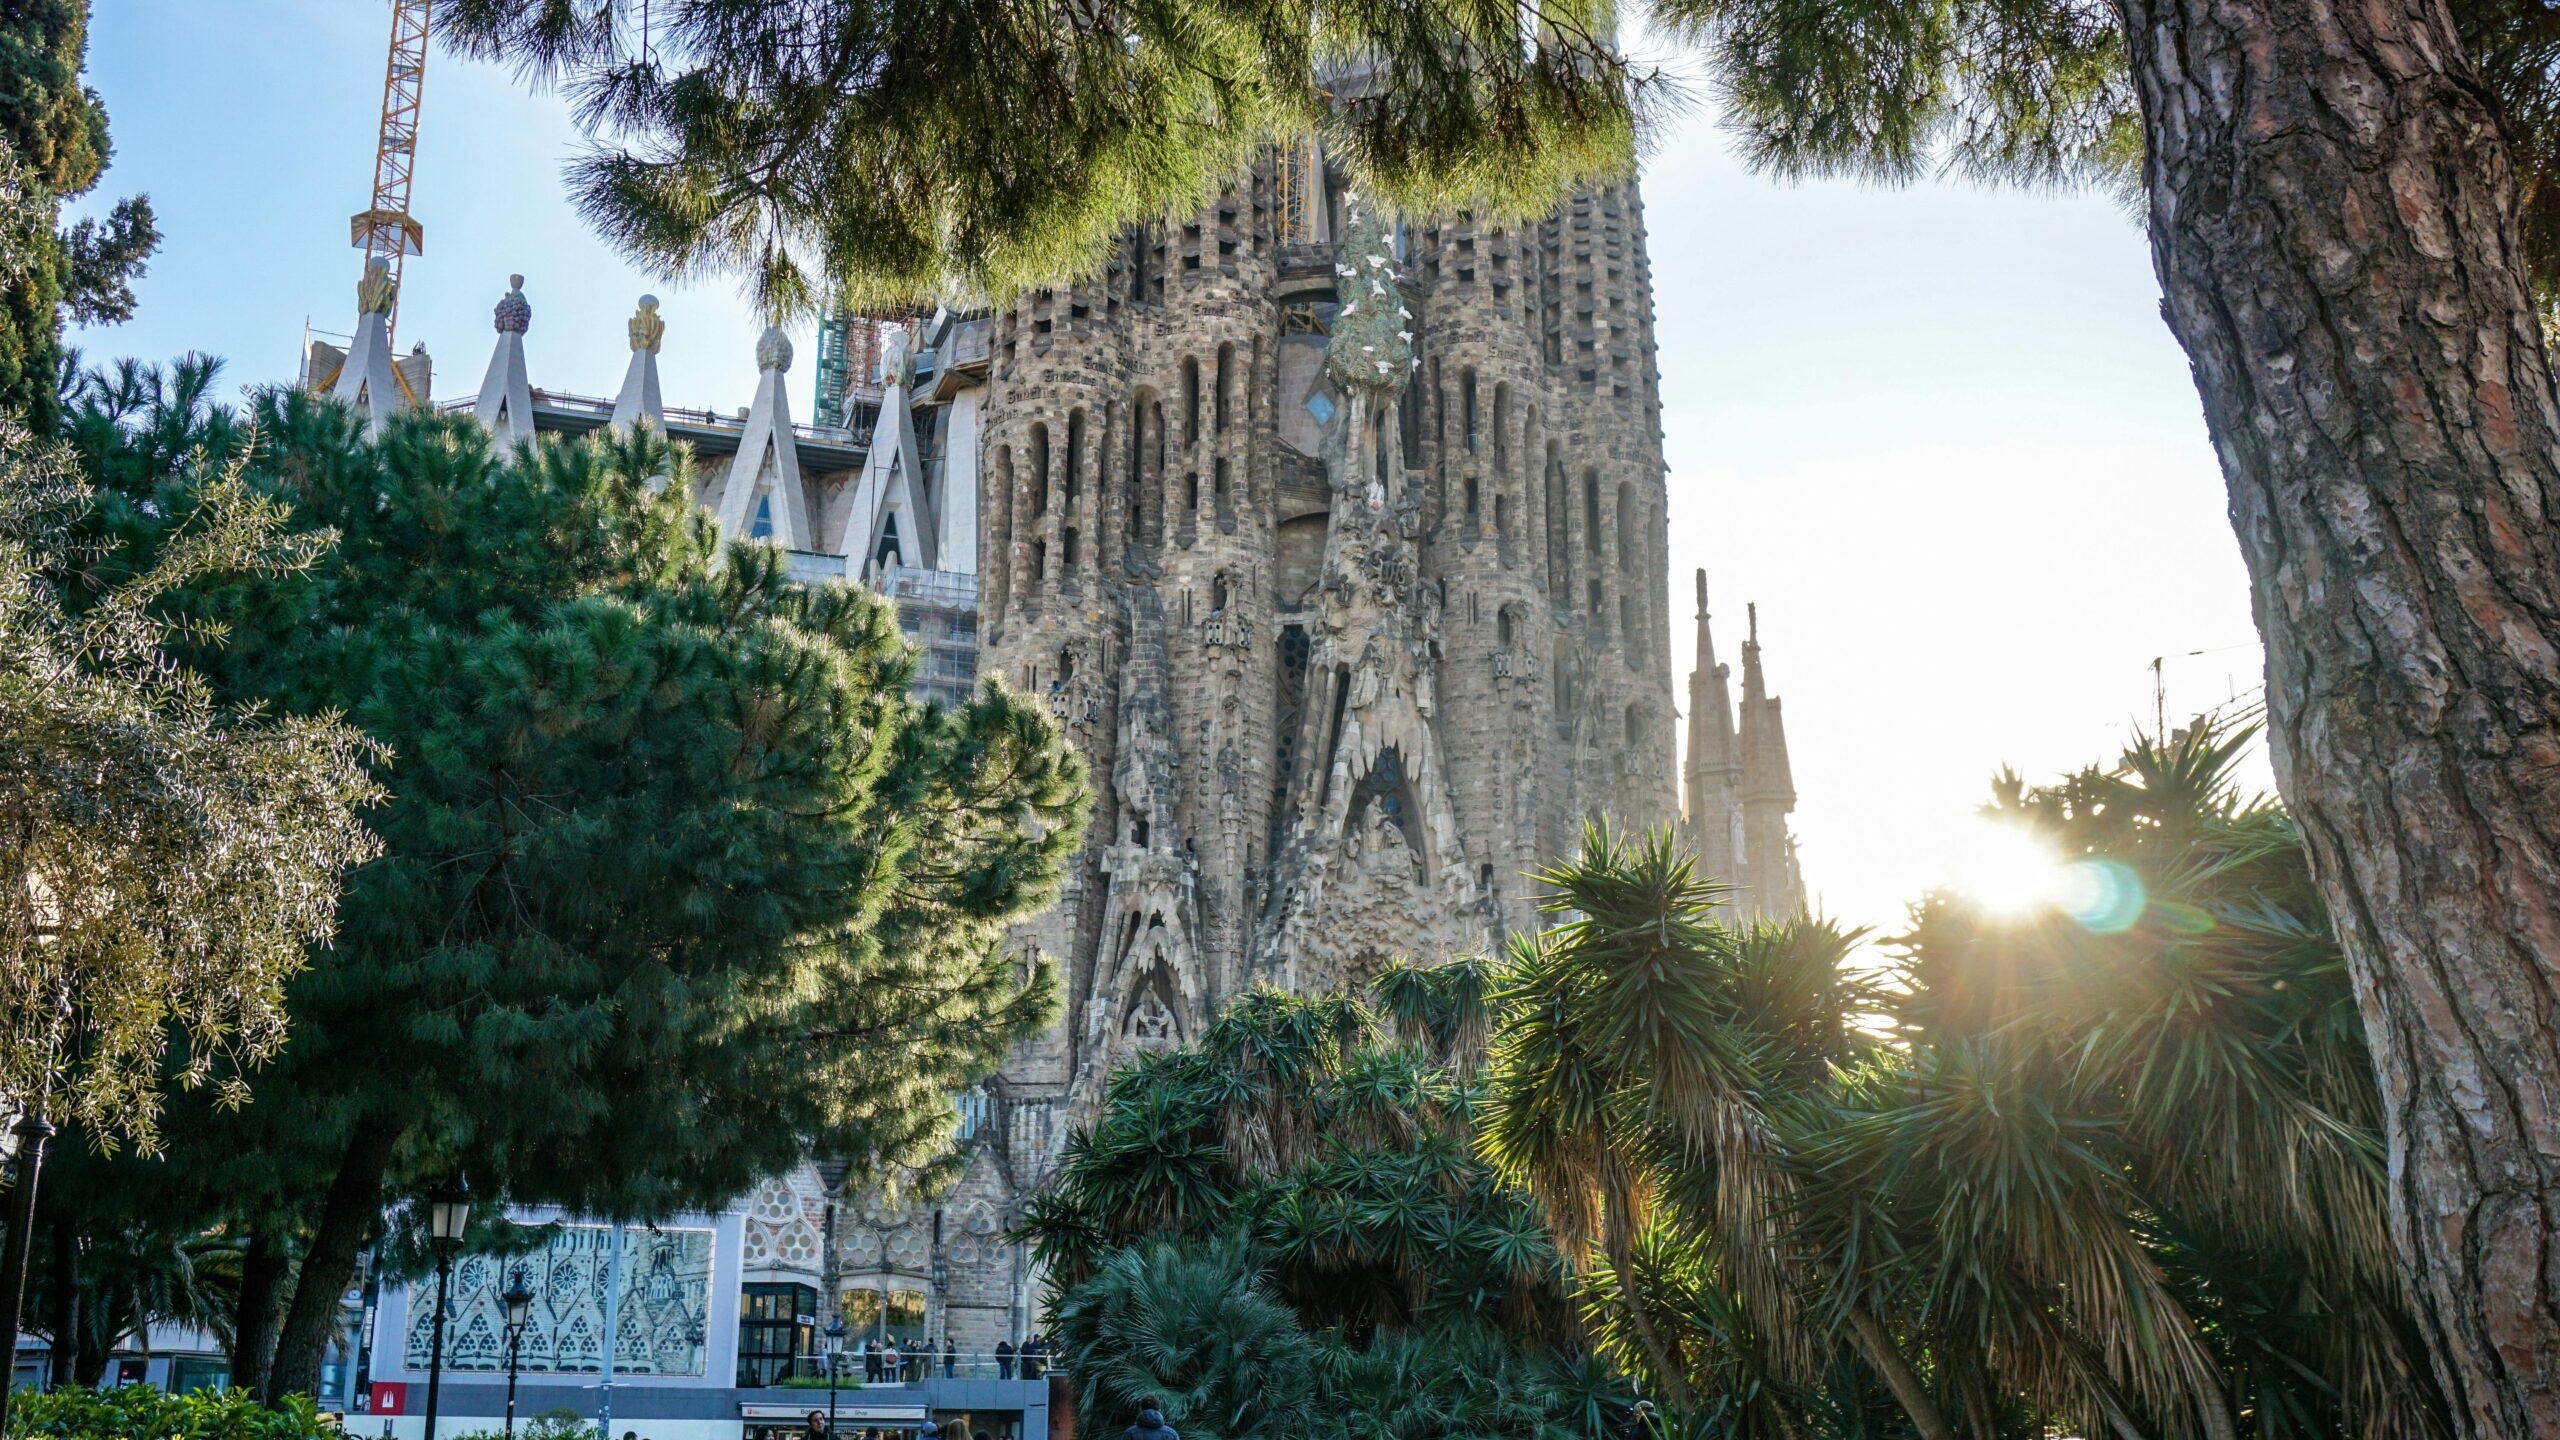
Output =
[
  {"x1": 60, "y1": 373, "x2": 1087, "y2": 1398},
  {"x1": 440, "y1": 0, "x2": 1648, "y2": 313},
  {"x1": 1651, "y1": 0, "x2": 2560, "y2": 326}
]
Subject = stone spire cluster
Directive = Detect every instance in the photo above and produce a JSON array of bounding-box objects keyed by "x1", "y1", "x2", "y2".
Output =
[{"x1": 1680, "y1": 569, "x2": 1802, "y2": 919}]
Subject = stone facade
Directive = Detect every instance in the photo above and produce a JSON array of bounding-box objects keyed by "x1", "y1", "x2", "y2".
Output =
[
  {"x1": 936, "y1": 152, "x2": 1689, "y2": 1343},
  {"x1": 313, "y1": 158, "x2": 1797, "y2": 1356}
]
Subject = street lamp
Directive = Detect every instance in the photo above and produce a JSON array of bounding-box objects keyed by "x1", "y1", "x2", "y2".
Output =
[
  {"x1": 421, "y1": 1176, "x2": 473, "y2": 1440},
  {"x1": 502, "y1": 1269, "x2": 535, "y2": 1440},
  {"x1": 0, "y1": 1106, "x2": 55, "y2": 1440},
  {"x1": 824, "y1": 1316, "x2": 846, "y2": 1437}
]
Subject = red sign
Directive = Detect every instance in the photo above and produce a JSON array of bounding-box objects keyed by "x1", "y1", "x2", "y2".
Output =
[{"x1": 370, "y1": 1383, "x2": 407, "y2": 1415}]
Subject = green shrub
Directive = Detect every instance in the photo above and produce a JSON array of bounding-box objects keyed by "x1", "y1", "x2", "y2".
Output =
[{"x1": 6, "y1": 1385, "x2": 342, "y2": 1440}]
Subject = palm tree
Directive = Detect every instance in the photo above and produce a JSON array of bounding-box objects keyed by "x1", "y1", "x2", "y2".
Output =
[{"x1": 1479, "y1": 824, "x2": 1953, "y2": 1437}]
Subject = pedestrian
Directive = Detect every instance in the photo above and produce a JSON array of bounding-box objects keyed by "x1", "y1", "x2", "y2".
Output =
[
  {"x1": 942, "y1": 1335, "x2": 957, "y2": 1379},
  {"x1": 1122, "y1": 1396, "x2": 1178, "y2": 1440},
  {"x1": 994, "y1": 1337, "x2": 1014, "y2": 1379},
  {"x1": 1019, "y1": 1335, "x2": 1044, "y2": 1381},
  {"x1": 804, "y1": 1411, "x2": 830, "y2": 1440},
  {"x1": 864, "y1": 1338, "x2": 883, "y2": 1384},
  {"x1": 884, "y1": 1339, "x2": 903, "y2": 1384}
]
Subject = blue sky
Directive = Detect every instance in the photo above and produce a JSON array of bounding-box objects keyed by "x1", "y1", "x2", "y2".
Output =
[{"x1": 72, "y1": 1, "x2": 2265, "y2": 939}]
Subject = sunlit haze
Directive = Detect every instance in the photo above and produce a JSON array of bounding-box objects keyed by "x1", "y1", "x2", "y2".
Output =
[{"x1": 73, "y1": 2, "x2": 2273, "y2": 941}]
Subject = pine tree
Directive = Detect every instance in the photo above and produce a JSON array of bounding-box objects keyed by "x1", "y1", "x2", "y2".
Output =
[
  {"x1": 0, "y1": 0, "x2": 154, "y2": 429},
  {"x1": 65, "y1": 377, "x2": 1087, "y2": 1402},
  {"x1": 439, "y1": 0, "x2": 1642, "y2": 313}
]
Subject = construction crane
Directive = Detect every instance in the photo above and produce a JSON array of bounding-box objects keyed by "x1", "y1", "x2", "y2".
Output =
[{"x1": 350, "y1": 0, "x2": 432, "y2": 341}]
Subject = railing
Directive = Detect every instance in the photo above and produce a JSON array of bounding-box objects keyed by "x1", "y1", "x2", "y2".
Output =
[
  {"x1": 884, "y1": 567, "x2": 980, "y2": 608},
  {"x1": 431, "y1": 389, "x2": 875, "y2": 445},
  {"x1": 789, "y1": 1351, "x2": 1065, "y2": 1384}
]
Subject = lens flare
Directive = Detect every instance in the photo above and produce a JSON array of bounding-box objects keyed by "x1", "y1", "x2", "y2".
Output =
[
  {"x1": 1942, "y1": 819, "x2": 2149, "y2": 931},
  {"x1": 2054, "y1": 857, "x2": 2147, "y2": 934},
  {"x1": 1945, "y1": 819, "x2": 2066, "y2": 913}
]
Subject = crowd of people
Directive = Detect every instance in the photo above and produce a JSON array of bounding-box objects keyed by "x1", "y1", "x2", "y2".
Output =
[{"x1": 840, "y1": 1334, "x2": 1054, "y2": 1383}]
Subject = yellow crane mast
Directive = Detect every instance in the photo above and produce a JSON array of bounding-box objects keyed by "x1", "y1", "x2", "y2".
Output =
[{"x1": 349, "y1": 0, "x2": 432, "y2": 340}]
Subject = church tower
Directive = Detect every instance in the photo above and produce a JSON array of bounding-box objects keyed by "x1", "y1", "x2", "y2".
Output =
[
  {"x1": 1680, "y1": 576, "x2": 1803, "y2": 920},
  {"x1": 945, "y1": 138, "x2": 1685, "y2": 1339}
]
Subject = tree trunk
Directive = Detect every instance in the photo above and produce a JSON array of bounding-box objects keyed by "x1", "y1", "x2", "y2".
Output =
[
  {"x1": 230, "y1": 1226, "x2": 289, "y2": 1398},
  {"x1": 2112, "y1": 1, "x2": 2560, "y2": 1433},
  {"x1": 265, "y1": 1118, "x2": 397, "y2": 1405},
  {"x1": 43, "y1": 1211, "x2": 74, "y2": 1390},
  {"x1": 1845, "y1": 1307, "x2": 1957, "y2": 1440},
  {"x1": 1600, "y1": 1227, "x2": 1698, "y2": 1411}
]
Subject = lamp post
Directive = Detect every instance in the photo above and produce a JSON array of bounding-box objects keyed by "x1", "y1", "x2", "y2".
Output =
[
  {"x1": 421, "y1": 1177, "x2": 473, "y2": 1440},
  {"x1": 0, "y1": 1107, "x2": 55, "y2": 1439},
  {"x1": 824, "y1": 1316, "x2": 846, "y2": 1436},
  {"x1": 502, "y1": 1269, "x2": 534, "y2": 1440}
]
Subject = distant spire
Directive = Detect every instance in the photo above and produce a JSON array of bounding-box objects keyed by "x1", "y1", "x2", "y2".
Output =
[
  {"x1": 711, "y1": 324, "x2": 812, "y2": 548},
  {"x1": 840, "y1": 321, "x2": 937, "y2": 575},
  {"x1": 472, "y1": 274, "x2": 535, "y2": 445},
  {"x1": 1737, "y1": 604, "x2": 1794, "y2": 808},
  {"x1": 609, "y1": 294, "x2": 667, "y2": 439},
  {"x1": 1683, "y1": 568, "x2": 1739, "y2": 811},
  {"x1": 330, "y1": 257, "x2": 408, "y2": 436}
]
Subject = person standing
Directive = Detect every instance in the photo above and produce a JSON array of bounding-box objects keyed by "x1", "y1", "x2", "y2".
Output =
[
  {"x1": 941, "y1": 1336, "x2": 956, "y2": 1379},
  {"x1": 1121, "y1": 1398, "x2": 1177, "y2": 1440},
  {"x1": 883, "y1": 1339, "x2": 902, "y2": 1385},
  {"x1": 864, "y1": 1338, "x2": 882, "y2": 1385},
  {"x1": 994, "y1": 1338, "x2": 1014, "y2": 1380}
]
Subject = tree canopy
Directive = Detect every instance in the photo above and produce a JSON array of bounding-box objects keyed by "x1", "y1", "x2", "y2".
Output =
[
  {"x1": 441, "y1": 0, "x2": 1645, "y2": 312},
  {"x1": 1025, "y1": 969, "x2": 1636, "y2": 1440},
  {"x1": 58, "y1": 367, "x2": 1087, "y2": 1399},
  {"x1": 1472, "y1": 737, "x2": 2444, "y2": 1439},
  {"x1": 0, "y1": 402, "x2": 378, "y2": 1150},
  {"x1": 0, "y1": 0, "x2": 154, "y2": 429}
]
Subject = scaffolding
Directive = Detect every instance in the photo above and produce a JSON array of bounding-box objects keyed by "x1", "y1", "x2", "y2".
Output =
[
  {"x1": 1276, "y1": 131, "x2": 1320, "y2": 245},
  {"x1": 349, "y1": 0, "x2": 432, "y2": 340},
  {"x1": 813, "y1": 309, "x2": 928, "y2": 427}
]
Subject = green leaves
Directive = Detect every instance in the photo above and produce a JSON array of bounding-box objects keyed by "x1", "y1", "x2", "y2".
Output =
[
  {"x1": 442, "y1": 0, "x2": 1646, "y2": 311},
  {"x1": 0, "y1": 404, "x2": 381, "y2": 1150}
]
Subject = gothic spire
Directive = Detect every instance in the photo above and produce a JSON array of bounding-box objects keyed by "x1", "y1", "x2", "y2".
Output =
[
  {"x1": 711, "y1": 325, "x2": 813, "y2": 548},
  {"x1": 1683, "y1": 568, "x2": 1739, "y2": 827},
  {"x1": 609, "y1": 294, "x2": 666, "y2": 438},
  {"x1": 1738, "y1": 603, "x2": 1795, "y2": 809},
  {"x1": 330, "y1": 257, "x2": 406, "y2": 436},
  {"x1": 471, "y1": 274, "x2": 535, "y2": 445}
]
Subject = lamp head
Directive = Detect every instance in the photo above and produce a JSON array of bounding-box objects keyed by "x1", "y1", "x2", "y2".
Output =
[
  {"x1": 503, "y1": 1269, "x2": 535, "y2": 1329},
  {"x1": 426, "y1": 1175, "x2": 473, "y2": 1249}
]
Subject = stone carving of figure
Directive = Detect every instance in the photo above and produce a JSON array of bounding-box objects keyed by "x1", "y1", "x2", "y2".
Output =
[
  {"x1": 629, "y1": 294, "x2": 666, "y2": 354},
  {"x1": 880, "y1": 322, "x2": 913, "y2": 385},
  {"x1": 493, "y1": 274, "x2": 531, "y2": 334},
  {"x1": 1345, "y1": 640, "x2": 1384, "y2": 711},
  {"x1": 1127, "y1": 993, "x2": 1177, "y2": 1051},
  {"x1": 357, "y1": 257, "x2": 396, "y2": 317}
]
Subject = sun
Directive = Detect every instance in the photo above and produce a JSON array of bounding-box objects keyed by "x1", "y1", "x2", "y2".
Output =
[{"x1": 1943, "y1": 818, "x2": 2067, "y2": 913}]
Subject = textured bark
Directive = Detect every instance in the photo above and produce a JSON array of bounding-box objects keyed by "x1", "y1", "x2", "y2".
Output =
[
  {"x1": 1600, "y1": 1222, "x2": 1698, "y2": 1410},
  {"x1": 44, "y1": 1211, "x2": 75, "y2": 1388},
  {"x1": 230, "y1": 1226, "x2": 289, "y2": 1399},
  {"x1": 2112, "y1": 1, "x2": 2560, "y2": 1434},
  {"x1": 266, "y1": 1118, "x2": 397, "y2": 1404},
  {"x1": 1845, "y1": 1307, "x2": 1957, "y2": 1440}
]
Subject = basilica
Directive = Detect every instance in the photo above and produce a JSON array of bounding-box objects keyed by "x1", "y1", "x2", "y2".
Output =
[{"x1": 309, "y1": 139, "x2": 1803, "y2": 1386}]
